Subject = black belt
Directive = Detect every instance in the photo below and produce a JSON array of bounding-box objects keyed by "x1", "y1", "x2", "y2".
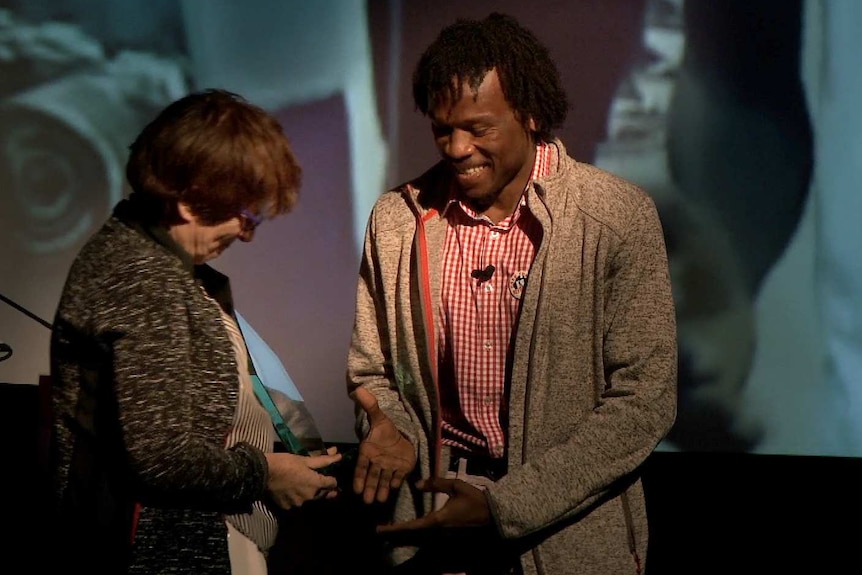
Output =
[{"x1": 448, "y1": 450, "x2": 508, "y2": 481}]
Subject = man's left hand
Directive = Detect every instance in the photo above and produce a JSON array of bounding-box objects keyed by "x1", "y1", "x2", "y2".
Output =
[{"x1": 376, "y1": 477, "x2": 491, "y2": 534}]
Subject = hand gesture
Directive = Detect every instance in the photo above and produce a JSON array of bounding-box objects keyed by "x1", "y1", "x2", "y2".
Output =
[
  {"x1": 351, "y1": 387, "x2": 417, "y2": 504},
  {"x1": 264, "y1": 451, "x2": 341, "y2": 510},
  {"x1": 376, "y1": 477, "x2": 491, "y2": 535}
]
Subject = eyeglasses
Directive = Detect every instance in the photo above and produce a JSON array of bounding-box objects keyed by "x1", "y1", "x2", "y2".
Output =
[{"x1": 238, "y1": 209, "x2": 265, "y2": 233}]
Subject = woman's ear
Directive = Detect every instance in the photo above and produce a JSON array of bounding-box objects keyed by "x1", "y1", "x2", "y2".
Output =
[{"x1": 176, "y1": 201, "x2": 195, "y2": 223}]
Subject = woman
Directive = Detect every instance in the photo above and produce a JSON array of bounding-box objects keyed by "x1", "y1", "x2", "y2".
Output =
[{"x1": 48, "y1": 89, "x2": 340, "y2": 574}]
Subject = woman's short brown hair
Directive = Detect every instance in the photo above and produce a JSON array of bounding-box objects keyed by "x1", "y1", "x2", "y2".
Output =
[{"x1": 125, "y1": 89, "x2": 301, "y2": 224}]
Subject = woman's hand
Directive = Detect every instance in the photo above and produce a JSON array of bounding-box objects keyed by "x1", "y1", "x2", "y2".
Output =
[{"x1": 264, "y1": 451, "x2": 341, "y2": 510}]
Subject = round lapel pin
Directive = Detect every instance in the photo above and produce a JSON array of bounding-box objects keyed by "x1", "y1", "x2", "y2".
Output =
[{"x1": 508, "y1": 271, "x2": 528, "y2": 300}]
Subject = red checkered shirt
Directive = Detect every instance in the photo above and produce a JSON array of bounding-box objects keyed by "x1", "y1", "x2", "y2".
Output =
[{"x1": 438, "y1": 142, "x2": 556, "y2": 458}]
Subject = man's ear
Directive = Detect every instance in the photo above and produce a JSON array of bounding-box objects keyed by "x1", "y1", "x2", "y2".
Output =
[{"x1": 527, "y1": 116, "x2": 537, "y2": 133}]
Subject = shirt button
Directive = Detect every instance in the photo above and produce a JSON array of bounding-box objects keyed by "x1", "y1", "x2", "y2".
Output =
[
  {"x1": 483, "y1": 394, "x2": 494, "y2": 405},
  {"x1": 490, "y1": 231, "x2": 500, "y2": 239},
  {"x1": 483, "y1": 340, "x2": 492, "y2": 350},
  {"x1": 483, "y1": 283, "x2": 493, "y2": 293}
]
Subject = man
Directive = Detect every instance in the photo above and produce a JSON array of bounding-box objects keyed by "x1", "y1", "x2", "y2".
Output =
[{"x1": 348, "y1": 13, "x2": 677, "y2": 575}]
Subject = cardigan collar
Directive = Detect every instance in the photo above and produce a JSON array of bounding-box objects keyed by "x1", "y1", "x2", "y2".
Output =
[{"x1": 112, "y1": 197, "x2": 235, "y2": 315}]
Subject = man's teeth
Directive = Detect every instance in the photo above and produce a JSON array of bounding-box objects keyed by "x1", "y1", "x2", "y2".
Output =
[{"x1": 459, "y1": 166, "x2": 484, "y2": 175}]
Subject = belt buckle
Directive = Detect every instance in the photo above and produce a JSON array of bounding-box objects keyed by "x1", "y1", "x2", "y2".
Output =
[{"x1": 452, "y1": 454, "x2": 505, "y2": 481}]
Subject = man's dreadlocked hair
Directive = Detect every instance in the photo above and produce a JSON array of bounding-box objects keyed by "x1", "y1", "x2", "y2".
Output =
[{"x1": 412, "y1": 12, "x2": 568, "y2": 142}]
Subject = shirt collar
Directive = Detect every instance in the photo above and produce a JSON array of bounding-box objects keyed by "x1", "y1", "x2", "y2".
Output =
[{"x1": 441, "y1": 140, "x2": 556, "y2": 221}]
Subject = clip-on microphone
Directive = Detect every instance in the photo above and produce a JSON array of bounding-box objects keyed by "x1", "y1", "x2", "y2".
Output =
[{"x1": 470, "y1": 265, "x2": 496, "y2": 282}]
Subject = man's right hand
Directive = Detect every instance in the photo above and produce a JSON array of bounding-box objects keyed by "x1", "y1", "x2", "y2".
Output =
[{"x1": 351, "y1": 387, "x2": 417, "y2": 504}]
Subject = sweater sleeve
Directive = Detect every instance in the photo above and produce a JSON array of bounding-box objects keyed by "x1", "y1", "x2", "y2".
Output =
[{"x1": 346, "y1": 202, "x2": 421, "y2": 448}]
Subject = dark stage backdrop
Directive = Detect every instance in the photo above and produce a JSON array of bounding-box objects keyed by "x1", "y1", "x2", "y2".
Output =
[{"x1": 2, "y1": 0, "x2": 862, "y2": 459}]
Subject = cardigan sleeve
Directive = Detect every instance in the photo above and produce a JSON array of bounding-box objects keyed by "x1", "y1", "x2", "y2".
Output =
[
  {"x1": 52, "y1": 243, "x2": 268, "y2": 513},
  {"x1": 485, "y1": 187, "x2": 677, "y2": 539}
]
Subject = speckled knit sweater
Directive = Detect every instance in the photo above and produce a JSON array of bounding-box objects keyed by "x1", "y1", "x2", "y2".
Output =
[{"x1": 49, "y1": 199, "x2": 268, "y2": 574}]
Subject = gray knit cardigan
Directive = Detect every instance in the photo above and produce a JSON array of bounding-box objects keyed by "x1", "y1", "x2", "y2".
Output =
[{"x1": 348, "y1": 139, "x2": 678, "y2": 574}]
